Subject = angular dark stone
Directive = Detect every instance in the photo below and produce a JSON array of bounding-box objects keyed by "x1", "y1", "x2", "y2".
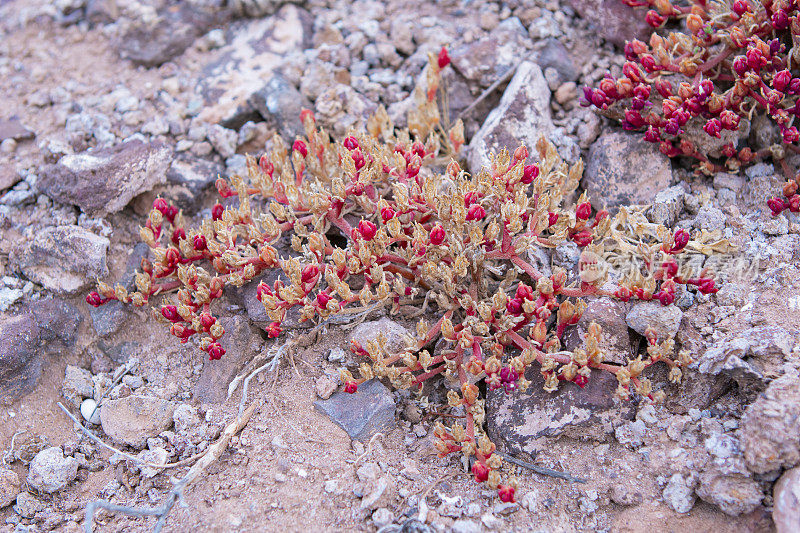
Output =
[
  {"x1": 38, "y1": 140, "x2": 173, "y2": 215},
  {"x1": 249, "y1": 74, "x2": 311, "y2": 140},
  {"x1": 116, "y1": 4, "x2": 223, "y2": 67},
  {"x1": 314, "y1": 379, "x2": 396, "y2": 442},
  {"x1": 568, "y1": 0, "x2": 652, "y2": 48},
  {"x1": 197, "y1": 5, "x2": 312, "y2": 127},
  {"x1": 0, "y1": 314, "x2": 43, "y2": 403},
  {"x1": 193, "y1": 315, "x2": 263, "y2": 404},
  {"x1": 449, "y1": 17, "x2": 530, "y2": 88},
  {"x1": 26, "y1": 298, "x2": 82, "y2": 345},
  {"x1": 534, "y1": 39, "x2": 578, "y2": 82},
  {"x1": 0, "y1": 163, "x2": 19, "y2": 192},
  {"x1": 0, "y1": 118, "x2": 34, "y2": 142},
  {"x1": 10, "y1": 225, "x2": 109, "y2": 295},
  {"x1": 487, "y1": 368, "x2": 636, "y2": 456},
  {"x1": 165, "y1": 156, "x2": 224, "y2": 212},
  {"x1": 583, "y1": 130, "x2": 672, "y2": 211}
]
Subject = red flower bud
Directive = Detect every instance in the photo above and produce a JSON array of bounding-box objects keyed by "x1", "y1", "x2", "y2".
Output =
[
  {"x1": 380, "y1": 206, "x2": 396, "y2": 222},
  {"x1": 437, "y1": 46, "x2": 450, "y2": 69},
  {"x1": 645, "y1": 9, "x2": 666, "y2": 27},
  {"x1": 768, "y1": 197, "x2": 787, "y2": 215},
  {"x1": 301, "y1": 264, "x2": 319, "y2": 283},
  {"x1": 86, "y1": 291, "x2": 107, "y2": 307},
  {"x1": 430, "y1": 224, "x2": 446, "y2": 246},
  {"x1": 343, "y1": 136, "x2": 359, "y2": 150},
  {"x1": 351, "y1": 149, "x2": 366, "y2": 170},
  {"x1": 732, "y1": 0, "x2": 748, "y2": 15},
  {"x1": 292, "y1": 139, "x2": 308, "y2": 158},
  {"x1": 161, "y1": 305, "x2": 181, "y2": 322},
  {"x1": 516, "y1": 283, "x2": 534, "y2": 300},
  {"x1": 548, "y1": 212, "x2": 559, "y2": 226},
  {"x1": 506, "y1": 298, "x2": 523, "y2": 315},
  {"x1": 733, "y1": 56, "x2": 748, "y2": 76},
  {"x1": 256, "y1": 281, "x2": 272, "y2": 300},
  {"x1": 575, "y1": 202, "x2": 592, "y2": 220},
  {"x1": 316, "y1": 292, "x2": 332, "y2": 309},
  {"x1": 720, "y1": 110, "x2": 740, "y2": 130},
  {"x1": 212, "y1": 203, "x2": 224, "y2": 221},
  {"x1": 171, "y1": 228, "x2": 186, "y2": 245},
  {"x1": 498, "y1": 485, "x2": 516, "y2": 503},
  {"x1": 703, "y1": 118, "x2": 722, "y2": 138},
  {"x1": 772, "y1": 10, "x2": 789, "y2": 30},
  {"x1": 522, "y1": 164, "x2": 539, "y2": 184},
  {"x1": 783, "y1": 126, "x2": 799, "y2": 144},
  {"x1": 466, "y1": 204, "x2": 486, "y2": 221},
  {"x1": 267, "y1": 322, "x2": 282, "y2": 338},
  {"x1": 193, "y1": 234, "x2": 207, "y2": 251},
  {"x1": 207, "y1": 342, "x2": 225, "y2": 360},
  {"x1": 773, "y1": 70, "x2": 792, "y2": 92},
  {"x1": 671, "y1": 229, "x2": 691, "y2": 253},
  {"x1": 472, "y1": 461, "x2": 489, "y2": 483},
  {"x1": 344, "y1": 381, "x2": 358, "y2": 394},
  {"x1": 153, "y1": 198, "x2": 169, "y2": 214},
  {"x1": 357, "y1": 220, "x2": 377, "y2": 241},
  {"x1": 200, "y1": 313, "x2": 216, "y2": 330},
  {"x1": 573, "y1": 374, "x2": 589, "y2": 388}
]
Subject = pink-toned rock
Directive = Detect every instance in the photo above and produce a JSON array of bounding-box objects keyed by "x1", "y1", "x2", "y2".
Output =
[{"x1": 568, "y1": 0, "x2": 652, "y2": 47}]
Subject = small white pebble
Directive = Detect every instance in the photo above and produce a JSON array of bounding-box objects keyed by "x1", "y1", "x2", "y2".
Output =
[{"x1": 80, "y1": 398, "x2": 101, "y2": 424}]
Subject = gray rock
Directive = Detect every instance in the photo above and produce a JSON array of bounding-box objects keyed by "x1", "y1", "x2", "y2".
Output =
[
  {"x1": 249, "y1": 74, "x2": 311, "y2": 140},
  {"x1": 62, "y1": 365, "x2": 94, "y2": 408},
  {"x1": 0, "y1": 468, "x2": 20, "y2": 508},
  {"x1": 10, "y1": 225, "x2": 108, "y2": 295},
  {"x1": 694, "y1": 205, "x2": 726, "y2": 232},
  {"x1": 0, "y1": 288, "x2": 23, "y2": 312},
  {"x1": 0, "y1": 163, "x2": 19, "y2": 191},
  {"x1": 774, "y1": 467, "x2": 800, "y2": 533},
  {"x1": 696, "y1": 470, "x2": 762, "y2": 516},
  {"x1": 193, "y1": 315, "x2": 263, "y2": 404},
  {"x1": 372, "y1": 507, "x2": 394, "y2": 529},
  {"x1": 740, "y1": 370, "x2": 800, "y2": 474},
  {"x1": 349, "y1": 318, "x2": 410, "y2": 355},
  {"x1": 534, "y1": 39, "x2": 577, "y2": 83},
  {"x1": 450, "y1": 18, "x2": 529, "y2": 88},
  {"x1": 451, "y1": 520, "x2": 481, "y2": 533},
  {"x1": 117, "y1": 4, "x2": 220, "y2": 67},
  {"x1": 27, "y1": 447, "x2": 79, "y2": 493},
  {"x1": 467, "y1": 61, "x2": 552, "y2": 174},
  {"x1": 206, "y1": 124, "x2": 238, "y2": 158},
  {"x1": 14, "y1": 492, "x2": 45, "y2": 518},
  {"x1": 0, "y1": 314, "x2": 44, "y2": 402},
  {"x1": 694, "y1": 326, "x2": 793, "y2": 385},
  {"x1": 198, "y1": 5, "x2": 312, "y2": 128},
  {"x1": 172, "y1": 404, "x2": 200, "y2": 434},
  {"x1": 230, "y1": 0, "x2": 302, "y2": 17},
  {"x1": 649, "y1": 185, "x2": 685, "y2": 227},
  {"x1": 487, "y1": 368, "x2": 635, "y2": 455},
  {"x1": 662, "y1": 473, "x2": 695, "y2": 513},
  {"x1": 568, "y1": 0, "x2": 652, "y2": 47},
  {"x1": 26, "y1": 297, "x2": 81, "y2": 345},
  {"x1": 165, "y1": 156, "x2": 225, "y2": 212},
  {"x1": 314, "y1": 379, "x2": 396, "y2": 442},
  {"x1": 89, "y1": 300, "x2": 129, "y2": 337},
  {"x1": 315, "y1": 376, "x2": 337, "y2": 400},
  {"x1": 0, "y1": 118, "x2": 34, "y2": 142},
  {"x1": 564, "y1": 298, "x2": 631, "y2": 364},
  {"x1": 615, "y1": 419, "x2": 646, "y2": 448},
  {"x1": 712, "y1": 173, "x2": 745, "y2": 191},
  {"x1": 625, "y1": 302, "x2": 683, "y2": 341},
  {"x1": 38, "y1": 140, "x2": 173, "y2": 215},
  {"x1": 583, "y1": 131, "x2": 673, "y2": 211},
  {"x1": 682, "y1": 118, "x2": 747, "y2": 159},
  {"x1": 100, "y1": 395, "x2": 177, "y2": 448}
]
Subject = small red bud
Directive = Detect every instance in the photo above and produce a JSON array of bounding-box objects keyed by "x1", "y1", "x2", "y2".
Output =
[
  {"x1": 161, "y1": 305, "x2": 181, "y2": 322},
  {"x1": 380, "y1": 206, "x2": 396, "y2": 223},
  {"x1": 212, "y1": 203, "x2": 224, "y2": 221},
  {"x1": 472, "y1": 462, "x2": 489, "y2": 483},
  {"x1": 343, "y1": 136, "x2": 359, "y2": 150},
  {"x1": 207, "y1": 342, "x2": 225, "y2": 360},
  {"x1": 267, "y1": 322, "x2": 282, "y2": 338},
  {"x1": 292, "y1": 139, "x2": 308, "y2": 158},
  {"x1": 344, "y1": 381, "x2": 358, "y2": 394},
  {"x1": 301, "y1": 264, "x2": 319, "y2": 284},
  {"x1": 429, "y1": 224, "x2": 446, "y2": 246},
  {"x1": 671, "y1": 229, "x2": 691, "y2": 253},
  {"x1": 645, "y1": 9, "x2": 666, "y2": 27},
  {"x1": 86, "y1": 292, "x2": 106, "y2": 307},
  {"x1": 498, "y1": 485, "x2": 516, "y2": 503},
  {"x1": 357, "y1": 220, "x2": 377, "y2": 241},
  {"x1": 575, "y1": 202, "x2": 592, "y2": 220},
  {"x1": 316, "y1": 292, "x2": 332, "y2": 309},
  {"x1": 193, "y1": 234, "x2": 207, "y2": 251},
  {"x1": 466, "y1": 204, "x2": 486, "y2": 221},
  {"x1": 437, "y1": 46, "x2": 450, "y2": 69},
  {"x1": 522, "y1": 164, "x2": 539, "y2": 184}
]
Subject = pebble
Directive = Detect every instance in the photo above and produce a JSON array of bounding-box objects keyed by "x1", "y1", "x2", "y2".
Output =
[
  {"x1": 0, "y1": 138, "x2": 16, "y2": 153},
  {"x1": 314, "y1": 376, "x2": 337, "y2": 400},
  {"x1": 80, "y1": 398, "x2": 101, "y2": 425},
  {"x1": 27, "y1": 447, "x2": 79, "y2": 493},
  {"x1": 0, "y1": 468, "x2": 20, "y2": 508},
  {"x1": 662, "y1": 473, "x2": 696, "y2": 513}
]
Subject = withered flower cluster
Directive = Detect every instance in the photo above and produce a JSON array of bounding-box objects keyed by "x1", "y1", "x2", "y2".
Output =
[
  {"x1": 584, "y1": 0, "x2": 800, "y2": 213},
  {"x1": 89, "y1": 49, "x2": 724, "y2": 501}
]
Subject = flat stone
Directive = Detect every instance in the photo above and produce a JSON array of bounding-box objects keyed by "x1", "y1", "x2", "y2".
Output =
[
  {"x1": 193, "y1": 315, "x2": 263, "y2": 404},
  {"x1": 165, "y1": 156, "x2": 224, "y2": 212},
  {"x1": 467, "y1": 61, "x2": 553, "y2": 174},
  {"x1": 27, "y1": 447, "x2": 78, "y2": 493},
  {"x1": 100, "y1": 395, "x2": 177, "y2": 448},
  {"x1": 10, "y1": 225, "x2": 109, "y2": 295},
  {"x1": 348, "y1": 318, "x2": 410, "y2": 355},
  {"x1": 774, "y1": 467, "x2": 800, "y2": 533},
  {"x1": 583, "y1": 131, "x2": 673, "y2": 211},
  {"x1": 0, "y1": 468, "x2": 20, "y2": 508},
  {"x1": 450, "y1": 17, "x2": 529, "y2": 87},
  {"x1": 248, "y1": 73, "x2": 311, "y2": 140},
  {"x1": 0, "y1": 314, "x2": 43, "y2": 402},
  {"x1": 662, "y1": 473, "x2": 695, "y2": 513},
  {"x1": 564, "y1": 297, "x2": 631, "y2": 364},
  {"x1": 314, "y1": 379, "x2": 396, "y2": 442},
  {"x1": 625, "y1": 301, "x2": 683, "y2": 341},
  {"x1": 0, "y1": 118, "x2": 34, "y2": 142},
  {"x1": 534, "y1": 39, "x2": 578, "y2": 82},
  {"x1": 26, "y1": 297, "x2": 81, "y2": 345},
  {"x1": 197, "y1": 5, "x2": 312, "y2": 128},
  {"x1": 696, "y1": 470, "x2": 762, "y2": 516},
  {"x1": 649, "y1": 185, "x2": 685, "y2": 227},
  {"x1": 14, "y1": 492, "x2": 44, "y2": 519},
  {"x1": 38, "y1": 140, "x2": 173, "y2": 215},
  {"x1": 740, "y1": 370, "x2": 800, "y2": 474},
  {"x1": 487, "y1": 368, "x2": 635, "y2": 455},
  {"x1": 117, "y1": 4, "x2": 220, "y2": 67},
  {"x1": 568, "y1": 0, "x2": 652, "y2": 47},
  {"x1": 0, "y1": 163, "x2": 19, "y2": 191},
  {"x1": 62, "y1": 365, "x2": 94, "y2": 408}
]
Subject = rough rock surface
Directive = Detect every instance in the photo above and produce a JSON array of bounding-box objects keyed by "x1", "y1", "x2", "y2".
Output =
[
  {"x1": 349, "y1": 318, "x2": 411, "y2": 356},
  {"x1": 38, "y1": 140, "x2": 172, "y2": 215},
  {"x1": 695, "y1": 471, "x2": 762, "y2": 516},
  {"x1": 0, "y1": 468, "x2": 20, "y2": 508},
  {"x1": 662, "y1": 473, "x2": 696, "y2": 513},
  {"x1": 450, "y1": 17, "x2": 530, "y2": 88},
  {"x1": 564, "y1": 297, "x2": 631, "y2": 364},
  {"x1": 314, "y1": 379, "x2": 396, "y2": 442},
  {"x1": 198, "y1": 5, "x2": 312, "y2": 127},
  {"x1": 0, "y1": 314, "x2": 44, "y2": 402},
  {"x1": 10, "y1": 225, "x2": 109, "y2": 294},
  {"x1": 740, "y1": 370, "x2": 800, "y2": 474},
  {"x1": 100, "y1": 395, "x2": 177, "y2": 448},
  {"x1": 567, "y1": 0, "x2": 652, "y2": 47},
  {"x1": 625, "y1": 301, "x2": 683, "y2": 341},
  {"x1": 583, "y1": 131, "x2": 672, "y2": 211},
  {"x1": 487, "y1": 368, "x2": 635, "y2": 455},
  {"x1": 27, "y1": 447, "x2": 79, "y2": 493},
  {"x1": 773, "y1": 467, "x2": 800, "y2": 533},
  {"x1": 467, "y1": 61, "x2": 553, "y2": 173}
]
